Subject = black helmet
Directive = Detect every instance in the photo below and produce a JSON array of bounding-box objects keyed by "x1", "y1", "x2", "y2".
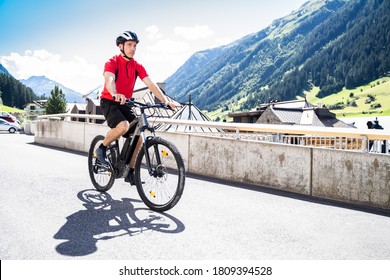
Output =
[{"x1": 116, "y1": 31, "x2": 139, "y2": 46}]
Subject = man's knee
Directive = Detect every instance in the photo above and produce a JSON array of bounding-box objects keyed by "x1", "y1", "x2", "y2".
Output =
[{"x1": 116, "y1": 121, "x2": 130, "y2": 135}]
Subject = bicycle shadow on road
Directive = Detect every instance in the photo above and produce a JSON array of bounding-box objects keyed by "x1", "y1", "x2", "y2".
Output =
[{"x1": 54, "y1": 189, "x2": 185, "y2": 257}]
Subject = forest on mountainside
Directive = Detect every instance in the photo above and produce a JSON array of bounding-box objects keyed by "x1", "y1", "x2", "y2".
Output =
[
  {"x1": 242, "y1": 0, "x2": 390, "y2": 109},
  {"x1": 166, "y1": 0, "x2": 389, "y2": 113},
  {"x1": 0, "y1": 73, "x2": 38, "y2": 108}
]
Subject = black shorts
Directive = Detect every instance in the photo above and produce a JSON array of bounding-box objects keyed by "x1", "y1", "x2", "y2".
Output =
[{"x1": 100, "y1": 98, "x2": 137, "y2": 137}]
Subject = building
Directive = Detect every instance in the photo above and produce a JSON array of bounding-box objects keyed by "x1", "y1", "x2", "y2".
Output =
[
  {"x1": 85, "y1": 98, "x2": 104, "y2": 124},
  {"x1": 256, "y1": 100, "x2": 354, "y2": 128},
  {"x1": 70, "y1": 103, "x2": 87, "y2": 122},
  {"x1": 24, "y1": 100, "x2": 46, "y2": 116},
  {"x1": 158, "y1": 96, "x2": 220, "y2": 133},
  {"x1": 229, "y1": 99, "x2": 354, "y2": 128}
]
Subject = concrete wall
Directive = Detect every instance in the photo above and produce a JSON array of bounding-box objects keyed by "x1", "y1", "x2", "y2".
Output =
[
  {"x1": 33, "y1": 120, "x2": 390, "y2": 210},
  {"x1": 312, "y1": 149, "x2": 390, "y2": 208}
]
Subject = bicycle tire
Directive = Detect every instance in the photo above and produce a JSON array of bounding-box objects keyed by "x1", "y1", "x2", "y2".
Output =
[
  {"x1": 88, "y1": 135, "x2": 115, "y2": 192},
  {"x1": 134, "y1": 137, "x2": 185, "y2": 212}
]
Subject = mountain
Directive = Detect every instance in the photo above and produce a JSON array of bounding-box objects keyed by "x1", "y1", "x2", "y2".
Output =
[
  {"x1": 20, "y1": 76, "x2": 85, "y2": 103},
  {"x1": 0, "y1": 63, "x2": 13, "y2": 77},
  {"x1": 0, "y1": 65, "x2": 38, "y2": 108},
  {"x1": 165, "y1": 0, "x2": 389, "y2": 112}
]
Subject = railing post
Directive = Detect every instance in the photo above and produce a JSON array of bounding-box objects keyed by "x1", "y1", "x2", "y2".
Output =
[{"x1": 362, "y1": 136, "x2": 367, "y2": 152}]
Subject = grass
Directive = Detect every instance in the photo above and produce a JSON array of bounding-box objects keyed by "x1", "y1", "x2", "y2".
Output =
[
  {"x1": 205, "y1": 77, "x2": 390, "y2": 121},
  {"x1": 0, "y1": 104, "x2": 26, "y2": 114},
  {"x1": 206, "y1": 94, "x2": 248, "y2": 122},
  {"x1": 305, "y1": 77, "x2": 390, "y2": 117}
]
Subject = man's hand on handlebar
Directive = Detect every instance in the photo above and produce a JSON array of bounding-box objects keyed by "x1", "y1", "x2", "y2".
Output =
[
  {"x1": 166, "y1": 101, "x2": 175, "y2": 110},
  {"x1": 113, "y1": 93, "x2": 126, "y2": 105}
]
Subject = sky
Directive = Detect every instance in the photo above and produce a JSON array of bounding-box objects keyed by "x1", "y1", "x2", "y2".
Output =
[{"x1": 0, "y1": 0, "x2": 308, "y2": 94}]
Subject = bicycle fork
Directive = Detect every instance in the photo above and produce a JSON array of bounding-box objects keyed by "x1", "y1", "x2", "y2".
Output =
[{"x1": 142, "y1": 135, "x2": 164, "y2": 178}]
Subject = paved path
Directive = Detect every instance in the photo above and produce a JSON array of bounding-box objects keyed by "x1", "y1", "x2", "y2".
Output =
[{"x1": 1, "y1": 133, "x2": 390, "y2": 260}]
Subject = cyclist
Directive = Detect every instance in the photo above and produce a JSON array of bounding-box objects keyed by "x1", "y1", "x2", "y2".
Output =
[{"x1": 96, "y1": 30, "x2": 175, "y2": 185}]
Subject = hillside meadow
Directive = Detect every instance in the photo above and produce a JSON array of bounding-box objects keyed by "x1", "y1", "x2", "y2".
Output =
[{"x1": 305, "y1": 77, "x2": 390, "y2": 118}]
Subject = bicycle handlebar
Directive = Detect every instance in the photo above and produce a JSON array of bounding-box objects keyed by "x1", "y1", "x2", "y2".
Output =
[
  {"x1": 125, "y1": 98, "x2": 173, "y2": 111},
  {"x1": 112, "y1": 96, "x2": 173, "y2": 111}
]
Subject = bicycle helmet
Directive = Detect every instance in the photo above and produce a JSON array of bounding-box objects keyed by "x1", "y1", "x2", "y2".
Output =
[{"x1": 116, "y1": 31, "x2": 139, "y2": 46}]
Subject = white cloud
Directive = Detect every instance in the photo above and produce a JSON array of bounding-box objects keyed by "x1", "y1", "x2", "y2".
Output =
[
  {"x1": 0, "y1": 50, "x2": 102, "y2": 93},
  {"x1": 145, "y1": 25, "x2": 162, "y2": 40},
  {"x1": 174, "y1": 25, "x2": 214, "y2": 41},
  {"x1": 139, "y1": 38, "x2": 193, "y2": 81},
  {"x1": 146, "y1": 38, "x2": 191, "y2": 55}
]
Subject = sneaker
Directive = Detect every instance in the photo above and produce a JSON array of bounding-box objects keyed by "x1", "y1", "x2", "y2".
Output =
[
  {"x1": 125, "y1": 172, "x2": 145, "y2": 185},
  {"x1": 125, "y1": 172, "x2": 136, "y2": 185},
  {"x1": 95, "y1": 147, "x2": 108, "y2": 164}
]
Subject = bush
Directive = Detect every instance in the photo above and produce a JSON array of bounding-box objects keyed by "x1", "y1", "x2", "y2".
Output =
[
  {"x1": 328, "y1": 102, "x2": 345, "y2": 110},
  {"x1": 370, "y1": 103, "x2": 382, "y2": 109},
  {"x1": 347, "y1": 100, "x2": 358, "y2": 107}
]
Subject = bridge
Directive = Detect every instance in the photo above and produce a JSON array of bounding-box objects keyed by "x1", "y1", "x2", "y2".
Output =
[
  {"x1": 31, "y1": 115, "x2": 390, "y2": 210},
  {"x1": 1, "y1": 132, "x2": 390, "y2": 261}
]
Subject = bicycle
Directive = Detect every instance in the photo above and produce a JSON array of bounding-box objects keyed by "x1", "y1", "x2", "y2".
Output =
[{"x1": 87, "y1": 99, "x2": 185, "y2": 212}]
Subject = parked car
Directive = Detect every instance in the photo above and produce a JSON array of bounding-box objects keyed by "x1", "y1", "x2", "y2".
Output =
[
  {"x1": 0, "y1": 111, "x2": 20, "y2": 124},
  {"x1": 0, "y1": 119, "x2": 21, "y2": 133}
]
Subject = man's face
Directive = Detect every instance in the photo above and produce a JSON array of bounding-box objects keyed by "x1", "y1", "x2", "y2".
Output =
[{"x1": 121, "y1": 40, "x2": 137, "y2": 58}]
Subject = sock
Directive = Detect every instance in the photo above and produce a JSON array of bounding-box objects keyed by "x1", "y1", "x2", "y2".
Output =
[
  {"x1": 129, "y1": 168, "x2": 135, "y2": 174},
  {"x1": 99, "y1": 143, "x2": 107, "y2": 150}
]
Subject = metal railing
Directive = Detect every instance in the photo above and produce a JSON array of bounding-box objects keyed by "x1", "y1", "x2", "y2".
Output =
[
  {"x1": 281, "y1": 135, "x2": 389, "y2": 154},
  {"x1": 37, "y1": 113, "x2": 390, "y2": 154}
]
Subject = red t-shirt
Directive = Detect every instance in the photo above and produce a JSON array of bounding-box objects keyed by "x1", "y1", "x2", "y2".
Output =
[{"x1": 100, "y1": 54, "x2": 148, "y2": 101}]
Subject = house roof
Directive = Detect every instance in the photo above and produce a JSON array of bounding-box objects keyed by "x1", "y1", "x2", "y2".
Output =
[
  {"x1": 24, "y1": 100, "x2": 47, "y2": 108},
  {"x1": 69, "y1": 103, "x2": 87, "y2": 111},
  {"x1": 258, "y1": 103, "x2": 354, "y2": 128},
  {"x1": 87, "y1": 98, "x2": 100, "y2": 106},
  {"x1": 159, "y1": 102, "x2": 220, "y2": 132},
  {"x1": 131, "y1": 83, "x2": 183, "y2": 118}
]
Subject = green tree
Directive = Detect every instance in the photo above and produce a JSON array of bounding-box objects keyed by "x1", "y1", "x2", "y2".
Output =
[{"x1": 45, "y1": 85, "x2": 67, "y2": 114}]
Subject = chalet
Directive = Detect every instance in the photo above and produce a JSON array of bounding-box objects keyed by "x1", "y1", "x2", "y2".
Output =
[
  {"x1": 24, "y1": 100, "x2": 46, "y2": 115},
  {"x1": 229, "y1": 100, "x2": 354, "y2": 128},
  {"x1": 257, "y1": 100, "x2": 354, "y2": 128},
  {"x1": 228, "y1": 105, "x2": 267, "y2": 123}
]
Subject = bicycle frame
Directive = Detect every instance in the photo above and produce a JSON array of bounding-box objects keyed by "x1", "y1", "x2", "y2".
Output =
[{"x1": 110, "y1": 100, "x2": 166, "y2": 178}]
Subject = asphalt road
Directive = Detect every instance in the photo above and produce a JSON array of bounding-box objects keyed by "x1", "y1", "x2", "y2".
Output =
[{"x1": 1, "y1": 132, "x2": 390, "y2": 260}]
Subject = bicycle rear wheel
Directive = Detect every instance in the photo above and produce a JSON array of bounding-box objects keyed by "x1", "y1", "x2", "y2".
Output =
[
  {"x1": 134, "y1": 137, "x2": 185, "y2": 212},
  {"x1": 88, "y1": 135, "x2": 115, "y2": 192}
]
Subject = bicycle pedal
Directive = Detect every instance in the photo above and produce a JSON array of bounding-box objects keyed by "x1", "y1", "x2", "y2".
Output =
[{"x1": 96, "y1": 160, "x2": 110, "y2": 169}]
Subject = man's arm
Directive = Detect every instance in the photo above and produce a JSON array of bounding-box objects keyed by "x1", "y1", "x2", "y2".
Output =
[
  {"x1": 104, "y1": 71, "x2": 126, "y2": 105},
  {"x1": 142, "y1": 76, "x2": 176, "y2": 109}
]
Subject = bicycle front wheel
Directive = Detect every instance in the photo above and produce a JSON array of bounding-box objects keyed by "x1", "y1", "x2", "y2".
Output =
[
  {"x1": 134, "y1": 137, "x2": 185, "y2": 212},
  {"x1": 88, "y1": 135, "x2": 115, "y2": 192}
]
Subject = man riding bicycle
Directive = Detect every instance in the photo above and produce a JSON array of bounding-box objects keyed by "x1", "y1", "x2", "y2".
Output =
[{"x1": 96, "y1": 30, "x2": 175, "y2": 185}]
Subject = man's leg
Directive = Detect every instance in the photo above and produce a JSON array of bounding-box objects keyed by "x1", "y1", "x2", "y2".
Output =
[
  {"x1": 129, "y1": 137, "x2": 143, "y2": 169},
  {"x1": 102, "y1": 120, "x2": 129, "y2": 147},
  {"x1": 96, "y1": 120, "x2": 129, "y2": 163},
  {"x1": 125, "y1": 137, "x2": 143, "y2": 185}
]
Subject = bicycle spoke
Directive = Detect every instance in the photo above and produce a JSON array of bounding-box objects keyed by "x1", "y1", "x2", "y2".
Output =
[
  {"x1": 88, "y1": 135, "x2": 115, "y2": 192},
  {"x1": 135, "y1": 137, "x2": 185, "y2": 212}
]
